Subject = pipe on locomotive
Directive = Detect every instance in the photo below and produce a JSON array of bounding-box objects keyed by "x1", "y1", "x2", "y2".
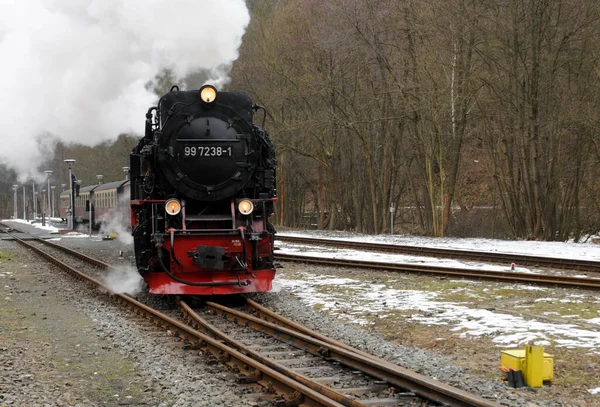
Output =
[
  {"x1": 252, "y1": 104, "x2": 268, "y2": 128},
  {"x1": 155, "y1": 242, "x2": 251, "y2": 287}
]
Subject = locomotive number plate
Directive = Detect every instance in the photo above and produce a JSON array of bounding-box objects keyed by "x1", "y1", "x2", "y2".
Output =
[{"x1": 183, "y1": 146, "x2": 232, "y2": 157}]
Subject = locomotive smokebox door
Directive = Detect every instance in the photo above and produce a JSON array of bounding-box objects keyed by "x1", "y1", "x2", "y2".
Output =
[{"x1": 190, "y1": 246, "x2": 226, "y2": 269}]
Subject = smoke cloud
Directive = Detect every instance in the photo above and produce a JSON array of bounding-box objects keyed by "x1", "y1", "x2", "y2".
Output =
[{"x1": 0, "y1": 0, "x2": 250, "y2": 180}]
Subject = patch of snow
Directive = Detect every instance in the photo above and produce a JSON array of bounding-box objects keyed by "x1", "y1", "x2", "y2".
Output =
[
  {"x1": 279, "y1": 230, "x2": 600, "y2": 261},
  {"x1": 3, "y1": 218, "x2": 60, "y2": 234},
  {"x1": 62, "y1": 232, "x2": 90, "y2": 238},
  {"x1": 275, "y1": 271, "x2": 600, "y2": 350},
  {"x1": 587, "y1": 318, "x2": 600, "y2": 325},
  {"x1": 589, "y1": 387, "x2": 600, "y2": 395}
]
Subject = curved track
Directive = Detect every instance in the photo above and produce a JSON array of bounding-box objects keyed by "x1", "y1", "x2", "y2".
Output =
[
  {"x1": 276, "y1": 235, "x2": 600, "y2": 273},
  {"x1": 0, "y1": 224, "x2": 502, "y2": 407}
]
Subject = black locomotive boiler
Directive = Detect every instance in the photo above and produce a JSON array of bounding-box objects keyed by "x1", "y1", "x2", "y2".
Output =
[{"x1": 130, "y1": 85, "x2": 277, "y2": 295}]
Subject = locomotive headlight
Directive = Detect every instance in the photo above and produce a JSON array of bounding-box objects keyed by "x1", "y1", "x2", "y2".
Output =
[
  {"x1": 199, "y1": 85, "x2": 217, "y2": 104},
  {"x1": 165, "y1": 199, "x2": 181, "y2": 216},
  {"x1": 238, "y1": 199, "x2": 254, "y2": 216}
]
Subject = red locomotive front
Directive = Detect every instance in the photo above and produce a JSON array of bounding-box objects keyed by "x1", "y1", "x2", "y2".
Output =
[{"x1": 130, "y1": 85, "x2": 277, "y2": 295}]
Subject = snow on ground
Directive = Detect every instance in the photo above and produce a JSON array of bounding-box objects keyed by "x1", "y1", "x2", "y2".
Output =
[
  {"x1": 275, "y1": 271, "x2": 600, "y2": 350},
  {"x1": 280, "y1": 242, "x2": 537, "y2": 273},
  {"x1": 2, "y1": 219, "x2": 91, "y2": 238},
  {"x1": 5, "y1": 218, "x2": 61, "y2": 234},
  {"x1": 275, "y1": 230, "x2": 600, "y2": 355},
  {"x1": 279, "y1": 230, "x2": 600, "y2": 260}
]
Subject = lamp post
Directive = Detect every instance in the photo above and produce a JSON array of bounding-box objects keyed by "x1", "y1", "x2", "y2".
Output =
[
  {"x1": 64, "y1": 159, "x2": 76, "y2": 230},
  {"x1": 41, "y1": 188, "x2": 46, "y2": 226},
  {"x1": 96, "y1": 174, "x2": 104, "y2": 185},
  {"x1": 50, "y1": 185, "x2": 56, "y2": 218},
  {"x1": 75, "y1": 179, "x2": 82, "y2": 228},
  {"x1": 31, "y1": 179, "x2": 37, "y2": 220},
  {"x1": 12, "y1": 185, "x2": 18, "y2": 219},
  {"x1": 22, "y1": 185, "x2": 26, "y2": 220},
  {"x1": 122, "y1": 166, "x2": 130, "y2": 180},
  {"x1": 44, "y1": 170, "x2": 53, "y2": 225},
  {"x1": 60, "y1": 184, "x2": 66, "y2": 222},
  {"x1": 390, "y1": 203, "x2": 396, "y2": 235}
]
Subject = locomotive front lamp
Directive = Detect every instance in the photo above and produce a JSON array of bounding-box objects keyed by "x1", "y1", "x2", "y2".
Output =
[
  {"x1": 238, "y1": 199, "x2": 254, "y2": 215},
  {"x1": 165, "y1": 198, "x2": 181, "y2": 216},
  {"x1": 199, "y1": 85, "x2": 217, "y2": 104}
]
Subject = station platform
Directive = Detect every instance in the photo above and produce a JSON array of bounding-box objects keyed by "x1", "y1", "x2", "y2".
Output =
[{"x1": 0, "y1": 219, "x2": 65, "y2": 240}]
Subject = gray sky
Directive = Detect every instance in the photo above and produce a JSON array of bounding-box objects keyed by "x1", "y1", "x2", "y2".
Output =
[{"x1": 0, "y1": 0, "x2": 249, "y2": 181}]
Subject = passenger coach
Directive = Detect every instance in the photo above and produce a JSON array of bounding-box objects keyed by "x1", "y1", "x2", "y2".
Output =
[{"x1": 59, "y1": 179, "x2": 130, "y2": 227}]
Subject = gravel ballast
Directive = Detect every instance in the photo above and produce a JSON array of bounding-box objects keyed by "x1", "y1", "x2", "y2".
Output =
[
  {"x1": 1, "y1": 225, "x2": 590, "y2": 406},
  {"x1": 0, "y1": 239, "x2": 263, "y2": 407}
]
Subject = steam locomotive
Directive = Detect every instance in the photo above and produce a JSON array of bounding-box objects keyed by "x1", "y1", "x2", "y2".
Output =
[{"x1": 130, "y1": 85, "x2": 277, "y2": 295}]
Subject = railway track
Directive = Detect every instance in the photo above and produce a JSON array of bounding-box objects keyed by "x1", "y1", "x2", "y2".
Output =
[
  {"x1": 276, "y1": 235, "x2": 600, "y2": 273},
  {"x1": 180, "y1": 299, "x2": 502, "y2": 406},
  {"x1": 0, "y1": 224, "x2": 502, "y2": 407},
  {"x1": 274, "y1": 253, "x2": 600, "y2": 291}
]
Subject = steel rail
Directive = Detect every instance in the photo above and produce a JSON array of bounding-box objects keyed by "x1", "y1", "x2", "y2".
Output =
[
  {"x1": 275, "y1": 253, "x2": 600, "y2": 290},
  {"x1": 38, "y1": 237, "x2": 112, "y2": 268},
  {"x1": 276, "y1": 235, "x2": 600, "y2": 273},
  {"x1": 0, "y1": 223, "x2": 111, "y2": 269},
  {"x1": 245, "y1": 298, "x2": 382, "y2": 362},
  {"x1": 5, "y1": 225, "x2": 492, "y2": 405},
  {"x1": 178, "y1": 300, "x2": 367, "y2": 407},
  {"x1": 8, "y1": 234, "x2": 347, "y2": 407},
  {"x1": 36, "y1": 233, "x2": 600, "y2": 290},
  {"x1": 203, "y1": 301, "x2": 501, "y2": 407}
]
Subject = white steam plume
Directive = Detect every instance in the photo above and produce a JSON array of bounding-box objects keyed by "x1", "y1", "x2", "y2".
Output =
[
  {"x1": 99, "y1": 194, "x2": 133, "y2": 245},
  {"x1": 103, "y1": 265, "x2": 144, "y2": 295},
  {"x1": 0, "y1": 0, "x2": 250, "y2": 180}
]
